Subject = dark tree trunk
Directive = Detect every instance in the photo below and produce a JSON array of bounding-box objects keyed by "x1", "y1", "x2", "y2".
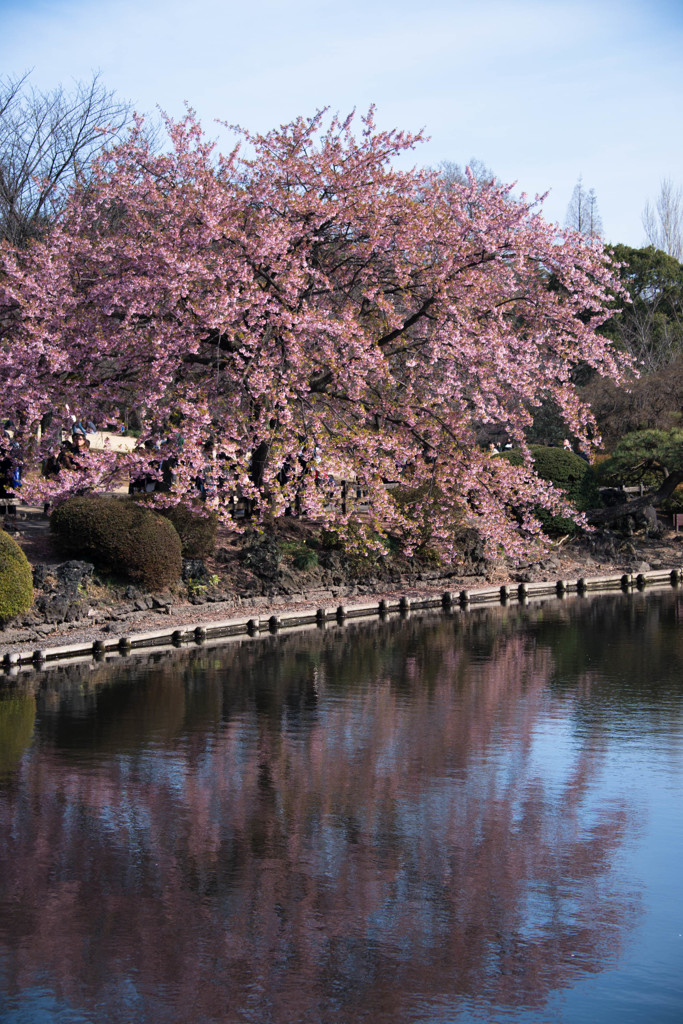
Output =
[{"x1": 586, "y1": 469, "x2": 683, "y2": 525}]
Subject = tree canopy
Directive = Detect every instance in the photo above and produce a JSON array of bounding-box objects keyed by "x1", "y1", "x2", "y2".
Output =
[
  {"x1": 603, "y1": 244, "x2": 683, "y2": 370},
  {"x1": 0, "y1": 109, "x2": 630, "y2": 558},
  {"x1": 599, "y1": 429, "x2": 683, "y2": 489},
  {"x1": 580, "y1": 245, "x2": 683, "y2": 445}
]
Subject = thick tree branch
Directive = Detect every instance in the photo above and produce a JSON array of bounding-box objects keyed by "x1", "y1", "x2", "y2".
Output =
[{"x1": 586, "y1": 470, "x2": 683, "y2": 524}]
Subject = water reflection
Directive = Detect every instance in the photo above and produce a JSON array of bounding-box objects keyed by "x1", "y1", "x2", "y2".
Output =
[{"x1": 1, "y1": 591, "x2": 682, "y2": 1023}]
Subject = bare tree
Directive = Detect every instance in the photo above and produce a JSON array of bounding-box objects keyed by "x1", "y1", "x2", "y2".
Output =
[
  {"x1": 565, "y1": 175, "x2": 603, "y2": 238},
  {"x1": 642, "y1": 178, "x2": 683, "y2": 261},
  {"x1": 438, "y1": 157, "x2": 495, "y2": 188},
  {"x1": 0, "y1": 72, "x2": 132, "y2": 246}
]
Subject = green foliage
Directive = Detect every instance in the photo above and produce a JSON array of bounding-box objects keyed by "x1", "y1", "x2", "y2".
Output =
[
  {"x1": 501, "y1": 445, "x2": 601, "y2": 535},
  {"x1": 0, "y1": 530, "x2": 33, "y2": 624},
  {"x1": 320, "y1": 530, "x2": 342, "y2": 551},
  {"x1": 500, "y1": 447, "x2": 524, "y2": 468},
  {"x1": 154, "y1": 502, "x2": 218, "y2": 558},
  {"x1": 602, "y1": 244, "x2": 683, "y2": 367},
  {"x1": 597, "y1": 429, "x2": 683, "y2": 488},
  {"x1": 531, "y1": 446, "x2": 601, "y2": 507},
  {"x1": 0, "y1": 694, "x2": 36, "y2": 775},
  {"x1": 187, "y1": 573, "x2": 220, "y2": 596},
  {"x1": 278, "y1": 538, "x2": 320, "y2": 571},
  {"x1": 292, "y1": 547, "x2": 318, "y2": 571},
  {"x1": 51, "y1": 495, "x2": 182, "y2": 589},
  {"x1": 658, "y1": 488, "x2": 683, "y2": 514}
]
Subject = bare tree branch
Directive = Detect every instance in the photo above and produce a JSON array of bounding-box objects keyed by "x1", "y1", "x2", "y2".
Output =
[
  {"x1": 0, "y1": 71, "x2": 133, "y2": 246},
  {"x1": 642, "y1": 178, "x2": 683, "y2": 261},
  {"x1": 565, "y1": 176, "x2": 603, "y2": 238}
]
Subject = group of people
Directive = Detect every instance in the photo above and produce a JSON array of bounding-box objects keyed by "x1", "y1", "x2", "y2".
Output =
[
  {"x1": 128, "y1": 437, "x2": 177, "y2": 495},
  {"x1": 40, "y1": 420, "x2": 93, "y2": 515},
  {"x1": 4, "y1": 407, "x2": 356, "y2": 522},
  {"x1": 0, "y1": 423, "x2": 23, "y2": 516}
]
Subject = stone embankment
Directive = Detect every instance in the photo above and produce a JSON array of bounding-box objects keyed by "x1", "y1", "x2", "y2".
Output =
[
  {"x1": 2, "y1": 562, "x2": 682, "y2": 677},
  {"x1": 2, "y1": 511, "x2": 682, "y2": 675}
]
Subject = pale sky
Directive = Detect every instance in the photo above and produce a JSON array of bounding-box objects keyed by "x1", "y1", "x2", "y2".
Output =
[{"x1": 1, "y1": 0, "x2": 681, "y2": 246}]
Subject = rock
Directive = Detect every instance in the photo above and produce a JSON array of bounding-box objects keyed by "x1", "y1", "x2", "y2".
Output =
[
  {"x1": 31, "y1": 561, "x2": 96, "y2": 623},
  {"x1": 0, "y1": 627, "x2": 31, "y2": 643},
  {"x1": 636, "y1": 561, "x2": 651, "y2": 573},
  {"x1": 242, "y1": 534, "x2": 280, "y2": 584},
  {"x1": 451, "y1": 527, "x2": 487, "y2": 574},
  {"x1": 182, "y1": 558, "x2": 209, "y2": 582},
  {"x1": 32, "y1": 563, "x2": 55, "y2": 588},
  {"x1": 56, "y1": 560, "x2": 95, "y2": 587},
  {"x1": 35, "y1": 593, "x2": 87, "y2": 624}
]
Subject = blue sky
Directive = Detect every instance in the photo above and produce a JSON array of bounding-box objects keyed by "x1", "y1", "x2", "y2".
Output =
[{"x1": 1, "y1": 0, "x2": 681, "y2": 246}]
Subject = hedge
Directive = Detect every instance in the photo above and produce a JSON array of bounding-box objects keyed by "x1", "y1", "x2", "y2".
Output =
[
  {"x1": 502, "y1": 445, "x2": 601, "y2": 535},
  {"x1": 0, "y1": 529, "x2": 33, "y2": 624},
  {"x1": 51, "y1": 495, "x2": 182, "y2": 589},
  {"x1": 153, "y1": 502, "x2": 218, "y2": 558}
]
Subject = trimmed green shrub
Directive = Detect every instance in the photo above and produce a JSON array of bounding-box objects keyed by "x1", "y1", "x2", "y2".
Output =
[
  {"x1": 0, "y1": 529, "x2": 33, "y2": 624},
  {"x1": 531, "y1": 445, "x2": 601, "y2": 508},
  {"x1": 51, "y1": 495, "x2": 182, "y2": 589},
  {"x1": 501, "y1": 445, "x2": 601, "y2": 535},
  {"x1": 154, "y1": 502, "x2": 218, "y2": 558}
]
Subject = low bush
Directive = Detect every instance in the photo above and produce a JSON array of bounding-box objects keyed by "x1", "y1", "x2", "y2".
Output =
[
  {"x1": 51, "y1": 495, "x2": 182, "y2": 589},
  {"x1": 277, "y1": 537, "x2": 320, "y2": 572},
  {"x1": 154, "y1": 502, "x2": 218, "y2": 558},
  {"x1": 292, "y1": 546, "x2": 319, "y2": 570},
  {"x1": 0, "y1": 529, "x2": 33, "y2": 624}
]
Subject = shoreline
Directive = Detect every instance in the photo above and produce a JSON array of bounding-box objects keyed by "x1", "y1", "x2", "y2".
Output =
[{"x1": 3, "y1": 565, "x2": 681, "y2": 676}]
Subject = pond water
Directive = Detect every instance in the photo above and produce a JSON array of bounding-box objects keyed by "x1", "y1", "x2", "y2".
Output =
[{"x1": 1, "y1": 589, "x2": 682, "y2": 1023}]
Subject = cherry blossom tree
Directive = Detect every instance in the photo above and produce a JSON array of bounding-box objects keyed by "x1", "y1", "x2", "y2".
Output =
[{"x1": 0, "y1": 109, "x2": 630, "y2": 557}]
